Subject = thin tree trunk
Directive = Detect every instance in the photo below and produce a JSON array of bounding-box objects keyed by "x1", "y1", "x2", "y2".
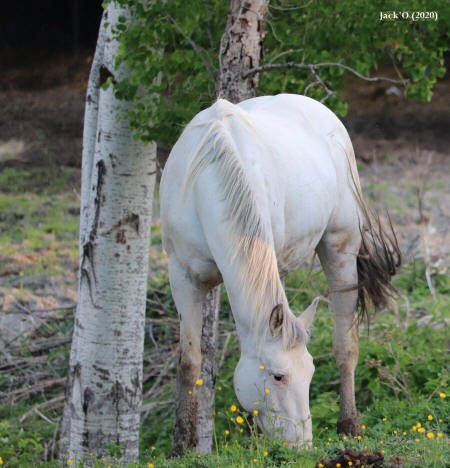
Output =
[
  {"x1": 60, "y1": 3, "x2": 156, "y2": 464},
  {"x1": 192, "y1": 0, "x2": 269, "y2": 455},
  {"x1": 196, "y1": 287, "x2": 220, "y2": 454},
  {"x1": 217, "y1": 0, "x2": 269, "y2": 103}
]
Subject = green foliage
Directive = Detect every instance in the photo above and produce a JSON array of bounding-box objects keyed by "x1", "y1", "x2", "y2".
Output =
[
  {"x1": 114, "y1": 0, "x2": 228, "y2": 145},
  {"x1": 113, "y1": 0, "x2": 448, "y2": 146},
  {"x1": 0, "y1": 405, "x2": 60, "y2": 467}
]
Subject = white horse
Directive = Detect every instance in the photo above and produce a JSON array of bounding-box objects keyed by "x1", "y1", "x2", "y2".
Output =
[{"x1": 160, "y1": 94, "x2": 400, "y2": 454}]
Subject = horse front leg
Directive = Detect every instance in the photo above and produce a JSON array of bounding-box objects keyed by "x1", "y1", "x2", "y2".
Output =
[
  {"x1": 317, "y1": 234, "x2": 361, "y2": 436},
  {"x1": 168, "y1": 258, "x2": 207, "y2": 456}
]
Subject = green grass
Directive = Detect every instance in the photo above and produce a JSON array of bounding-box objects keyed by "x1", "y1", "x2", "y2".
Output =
[
  {"x1": 0, "y1": 167, "x2": 449, "y2": 467},
  {"x1": 0, "y1": 168, "x2": 79, "y2": 280}
]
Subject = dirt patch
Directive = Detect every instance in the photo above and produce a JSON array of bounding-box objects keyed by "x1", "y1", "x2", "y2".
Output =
[
  {"x1": 317, "y1": 448, "x2": 403, "y2": 467},
  {"x1": 0, "y1": 52, "x2": 91, "y2": 169}
]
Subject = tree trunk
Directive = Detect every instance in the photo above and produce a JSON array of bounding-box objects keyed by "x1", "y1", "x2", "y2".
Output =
[
  {"x1": 196, "y1": 287, "x2": 221, "y2": 454},
  {"x1": 217, "y1": 0, "x2": 269, "y2": 103},
  {"x1": 191, "y1": 0, "x2": 269, "y2": 455},
  {"x1": 60, "y1": 3, "x2": 156, "y2": 464}
]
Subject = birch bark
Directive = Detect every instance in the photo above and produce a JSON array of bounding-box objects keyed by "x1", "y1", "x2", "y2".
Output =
[{"x1": 60, "y1": 3, "x2": 156, "y2": 464}]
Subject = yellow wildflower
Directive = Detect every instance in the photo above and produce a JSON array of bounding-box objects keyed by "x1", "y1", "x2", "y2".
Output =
[
  {"x1": 263, "y1": 451, "x2": 268, "y2": 457},
  {"x1": 236, "y1": 416, "x2": 244, "y2": 424},
  {"x1": 427, "y1": 432, "x2": 435, "y2": 439},
  {"x1": 253, "y1": 409, "x2": 259, "y2": 416},
  {"x1": 253, "y1": 401, "x2": 259, "y2": 406},
  {"x1": 195, "y1": 378, "x2": 203, "y2": 386},
  {"x1": 356, "y1": 435, "x2": 362, "y2": 440},
  {"x1": 318, "y1": 464, "x2": 324, "y2": 468},
  {"x1": 67, "y1": 461, "x2": 73, "y2": 466},
  {"x1": 336, "y1": 463, "x2": 341, "y2": 468},
  {"x1": 361, "y1": 424, "x2": 366, "y2": 430},
  {"x1": 230, "y1": 404, "x2": 238, "y2": 412},
  {"x1": 224, "y1": 429, "x2": 230, "y2": 435},
  {"x1": 382, "y1": 417, "x2": 387, "y2": 422},
  {"x1": 418, "y1": 427, "x2": 426, "y2": 433},
  {"x1": 259, "y1": 364, "x2": 265, "y2": 370},
  {"x1": 0, "y1": 458, "x2": 4, "y2": 466},
  {"x1": 439, "y1": 392, "x2": 446, "y2": 399},
  {"x1": 427, "y1": 414, "x2": 433, "y2": 421},
  {"x1": 148, "y1": 464, "x2": 155, "y2": 468},
  {"x1": 265, "y1": 388, "x2": 270, "y2": 395},
  {"x1": 437, "y1": 432, "x2": 443, "y2": 438},
  {"x1": 415, "y1": 438, "x2": 421, "y2": 443},
  {"x1": 348, "y1": 462, "x2": 353, "y2": 467}
]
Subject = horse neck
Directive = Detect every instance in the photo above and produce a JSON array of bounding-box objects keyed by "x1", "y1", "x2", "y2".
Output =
[{"x1": 226, "y1": 238, "x2": 288, "y2": 349}]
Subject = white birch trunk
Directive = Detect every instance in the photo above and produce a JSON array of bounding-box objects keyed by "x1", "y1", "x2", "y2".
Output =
[{"x1": 60, "y1": 3, "x2": 156, "y2": 464}]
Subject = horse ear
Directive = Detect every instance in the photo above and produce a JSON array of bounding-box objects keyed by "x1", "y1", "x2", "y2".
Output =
[
  {"x1": 269, "y1": 304, "x2": 284, "y2": 337},
  {"x1": 297, "y1": 297, "x2": 320, "y2": 332}
]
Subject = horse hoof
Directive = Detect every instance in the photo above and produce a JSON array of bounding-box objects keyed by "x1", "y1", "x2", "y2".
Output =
[{"x1": 337, "y1": 418, "x2": 361, "y2": 436}]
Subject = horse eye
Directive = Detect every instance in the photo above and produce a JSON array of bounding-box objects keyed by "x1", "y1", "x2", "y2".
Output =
[{"x1": 273, "y1": 374, "x2": 284, "y2": 382}]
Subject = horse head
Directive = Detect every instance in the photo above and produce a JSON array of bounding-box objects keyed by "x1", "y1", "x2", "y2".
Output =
[{"x1": 233, "y1": 297, "x2": 319, "y2": 447}]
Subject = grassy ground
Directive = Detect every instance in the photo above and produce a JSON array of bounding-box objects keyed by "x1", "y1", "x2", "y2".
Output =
[{"x1": 0, "y1": 166, "x2": 449, "y2": 467}]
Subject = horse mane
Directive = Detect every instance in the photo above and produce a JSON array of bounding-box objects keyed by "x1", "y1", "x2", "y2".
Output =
[{"x1": 183, "y1": 99, "x2": 300, "y2": 349}]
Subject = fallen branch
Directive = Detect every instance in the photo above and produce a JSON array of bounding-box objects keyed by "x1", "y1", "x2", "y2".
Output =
[
  {"x1": 4, "y1": 377, "x2": 66, "y2": 403},
  {"x1": 0, "y1": 355, "x2": 48, "y2": 371},
  {"x1": 8, "y1": 335, "x2": 71, "y2": 355},
  {"x1": 20, "y1": 395, "x2": 65, "y2": 423}
]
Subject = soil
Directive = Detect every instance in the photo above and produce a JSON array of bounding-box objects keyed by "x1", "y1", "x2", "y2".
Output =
[
  {"x1": 316, "y1": 448, "x2": 403, "y2": 467},
  {"x1": 0, "y1": 51, "x2": 449, "y2": 334}
]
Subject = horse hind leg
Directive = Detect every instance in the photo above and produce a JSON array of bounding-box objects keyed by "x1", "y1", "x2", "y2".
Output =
[
  {"x1": 317, "y1": 229, "x2": 361, "y2": 436},
  {"x1": 168, "y1": 258, "x2": 208, "y2": 456}
]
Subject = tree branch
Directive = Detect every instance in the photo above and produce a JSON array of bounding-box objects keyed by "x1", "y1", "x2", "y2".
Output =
[{"x1": 243, "y1": 61, "x2": 407, "y2": 85}]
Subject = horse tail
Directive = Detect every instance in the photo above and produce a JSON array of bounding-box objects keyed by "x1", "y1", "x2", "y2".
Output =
[
  {"x1": 339, "y1": 135, "x2": 401, "y2": 319},
  {"x1": 347, "y1": 160, "x2": 401, "y2": 319},
  {"x1": 356, "y1": 209, "x2": 401, "y2": 317}
]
